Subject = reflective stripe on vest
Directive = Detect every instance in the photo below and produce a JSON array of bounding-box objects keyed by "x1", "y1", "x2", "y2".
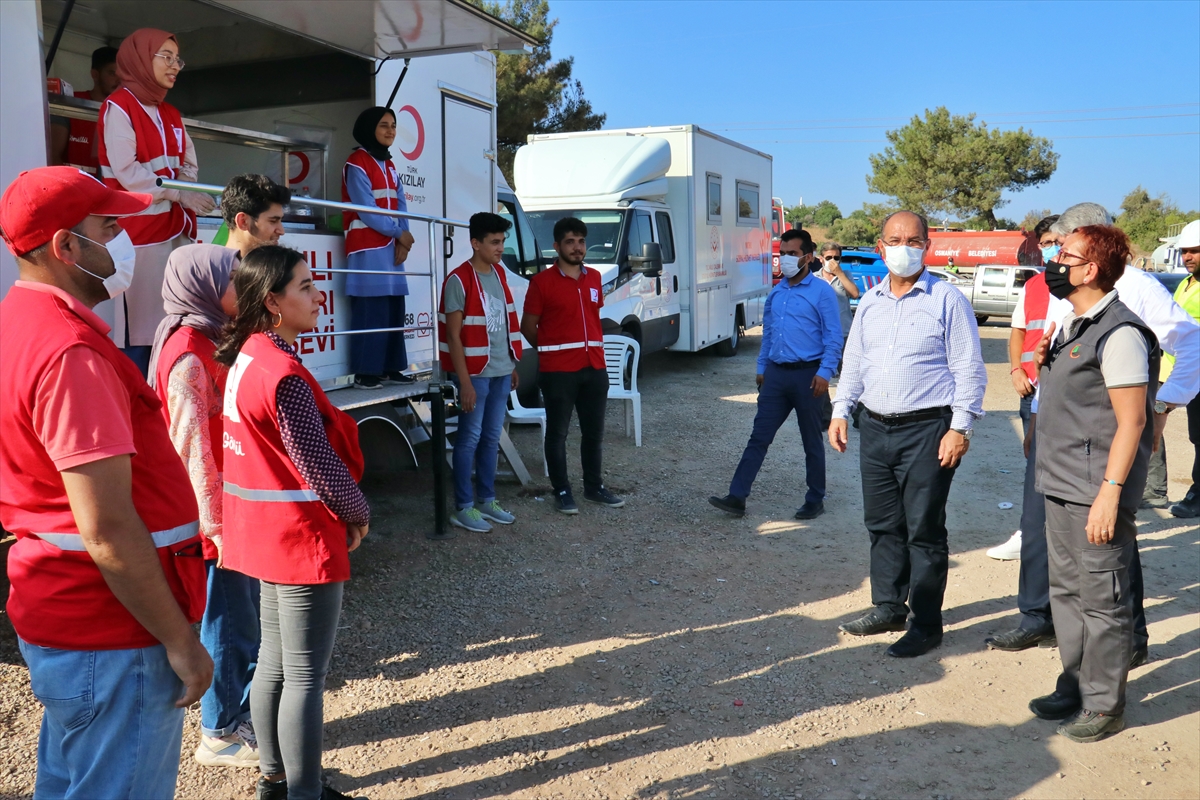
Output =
[
  {"x1": 33, "y1": 521, "x2": 199, "y2": 552},
  {"x1": 225, "y1": 481, "x2": 320, "y2": 503},
  {"x1": 538, "y1": 340, "x2": 604, "y2": 352}
]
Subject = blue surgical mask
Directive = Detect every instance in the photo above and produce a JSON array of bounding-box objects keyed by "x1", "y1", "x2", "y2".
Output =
[{"x1": 1040, "y1": 244, "x2": 1060, "y2": 263}]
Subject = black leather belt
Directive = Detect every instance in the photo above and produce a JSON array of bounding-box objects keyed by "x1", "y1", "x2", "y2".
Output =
[
  {"x1": 771, "y1": 359, "x2": 821, "y2": 370},
  {"x1": 860, "y1": 405, "x2": 951, "y2": 425}
]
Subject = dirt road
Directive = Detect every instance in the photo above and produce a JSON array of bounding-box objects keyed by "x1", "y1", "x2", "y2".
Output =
[{"x1": 1, "y1": 322, "x2": 1196, "y2": 800}]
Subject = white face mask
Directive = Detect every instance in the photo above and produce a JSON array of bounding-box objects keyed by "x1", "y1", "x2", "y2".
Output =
[
  {"x1": 779, "y1": 254, "x2": 802, "y2": 278},
  {"x1": 883, "y1": 244, "x2": 925, "y2": 278},
  {"x1": 74, "y1": 230, "x2": 136, "y2": 298}
]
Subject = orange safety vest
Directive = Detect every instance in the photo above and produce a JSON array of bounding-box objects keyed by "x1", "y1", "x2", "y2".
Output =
[
  {"x1": 96, "y1": 87, "x2": 195, "y2": 246},
  {"x1": 341, "y1": 148, "x2": 400, "y2": 255},
  {"x1": 1019, "y1": 271, "x2": 1051, "y2": 382},
  {"x1": 437, "y1": 261, "x2": 523, "y2": 375}
]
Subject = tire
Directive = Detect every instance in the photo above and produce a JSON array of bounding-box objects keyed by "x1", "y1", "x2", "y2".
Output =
[
  {"x1": 715, "y1": 312, "x2": 741, "y2": 357},
  {"x1": 975, "y1": 314, "x2": 989, "y2": 326}
]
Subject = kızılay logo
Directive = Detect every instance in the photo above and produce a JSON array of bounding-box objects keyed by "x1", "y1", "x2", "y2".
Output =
[{"x1": 396, "y1": 105, "x2": 425, "y2": 161}]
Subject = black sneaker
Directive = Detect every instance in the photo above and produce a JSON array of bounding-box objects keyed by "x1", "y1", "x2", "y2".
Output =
[
  {"x1": 709, "y1": 494, "x2": 746, "y2": 517},
  {"x1": 1028, "y1": 690, "x2": 1081, "y2": 720},
  {"x1": 354, "y1": 374, "x2": 382, "y2": 389},
  {"x1": 1169, "y1": 490, "x2": 1200, "y2": 518},
  {"x1": 322, "y1": 786, "x2": 368, "y2": 800},
  {"x1": 554, "y1": 490, "x2": 578, "y2": 515},
  {"x1": 383, "y1": 371, "x2": 415, "y2": 385},
  {"x1": 794, "y1": 501, "x2": 824, "y2": 520},
  {"x1": 584, "y1": 486, "x2": 625, "y2": 508},
  {"x1": 839, "y1": 608, "x2": 907, "y2": 636},
  {"x1": 256, "y1": 777, "x2": 288, "y2": 800},
  {"x1": 1056, "y1": 709, "x2": 1124, "y2": 743}
]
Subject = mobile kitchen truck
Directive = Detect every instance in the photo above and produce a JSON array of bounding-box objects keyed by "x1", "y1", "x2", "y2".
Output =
[
  {"x1": 0, "y1": 0, "x2": 539, "y2": 535},
  {"x1": 513, "y1": 126, "x2": 774, "y2": 357}
]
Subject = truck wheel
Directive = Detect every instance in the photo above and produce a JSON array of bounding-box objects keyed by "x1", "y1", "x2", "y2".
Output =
[
  {"x1": 975, "y1": 314, "x2": 989, "y2": 326},
  {"x1": 715, "y1": 313, "x2": 741, "y2": 357}
]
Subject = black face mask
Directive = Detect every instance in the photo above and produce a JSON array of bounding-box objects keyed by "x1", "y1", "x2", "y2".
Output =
[{"x1": 1044, "y1": 260, "x2": 1077, "y2": 300}]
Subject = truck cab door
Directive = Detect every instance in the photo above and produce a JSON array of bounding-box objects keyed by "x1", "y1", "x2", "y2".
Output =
[
  {"x1": 1010, "y1": 268, "x2": 1035, "y2": 315},
  {"x1": 978, "y1": 267, "x2": 1008, "y2": 314}
]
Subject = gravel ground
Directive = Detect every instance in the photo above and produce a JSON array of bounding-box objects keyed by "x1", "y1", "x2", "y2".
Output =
[{"x1": 1, "y1": 322, "x2": 1197, "y2": 800}]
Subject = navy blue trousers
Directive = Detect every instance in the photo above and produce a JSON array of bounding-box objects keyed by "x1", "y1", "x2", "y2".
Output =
[
  {"x1": 349, "y1": 295, "x2": 407, "y2": 377},
  {"x1": 729, "y1": 361, "x2": 826, "y2": 506}
]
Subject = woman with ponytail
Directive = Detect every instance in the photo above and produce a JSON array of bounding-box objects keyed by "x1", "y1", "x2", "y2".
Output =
[{"x1": 215, "y1": 245, "x2": 369, "y2": 800}]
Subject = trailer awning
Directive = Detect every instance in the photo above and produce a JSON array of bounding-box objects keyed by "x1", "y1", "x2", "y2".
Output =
[{"x1": 202, "y1": 0, "x2": 538, "y2": 59}]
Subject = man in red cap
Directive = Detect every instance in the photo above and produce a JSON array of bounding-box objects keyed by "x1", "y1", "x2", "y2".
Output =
[{"x1": 0, "y1": 167, "x2": 212, "y2": 799}]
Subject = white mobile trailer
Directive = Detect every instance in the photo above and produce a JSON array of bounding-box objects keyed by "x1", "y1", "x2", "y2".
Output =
[{"x1": 513, "y1": 125, "x2": 773, "y2": 357}]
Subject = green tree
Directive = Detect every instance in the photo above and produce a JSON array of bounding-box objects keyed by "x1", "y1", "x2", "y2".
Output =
[
  {"x1": 827, "y1": 203, "x2": 894, "y2": 246},
  {"x1": 468, "y1": 0, "x2": 605, "y2": 184},
  {"x1": 785, "y1": 200, "x2": 842, "y2": 228},
  {"x1": 867, "y1": 107, "x2": 1057, "y2": 229},
  {"x1": 1115, "y1": 186, "x2": 1200, "y2": 253},
  {"x1": 1020, "y1": 208, "x2": 1055, "y2": 231}
]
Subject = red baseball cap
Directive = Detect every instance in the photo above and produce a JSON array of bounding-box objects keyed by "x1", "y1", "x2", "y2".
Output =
[{"x1": 0, "y1": 166, "x2": 152, "y2": 256}]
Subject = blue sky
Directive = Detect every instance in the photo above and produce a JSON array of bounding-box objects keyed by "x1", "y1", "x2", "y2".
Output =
[{"x1": 549, "y1": 0, "x2": 1200, "y2": 221}]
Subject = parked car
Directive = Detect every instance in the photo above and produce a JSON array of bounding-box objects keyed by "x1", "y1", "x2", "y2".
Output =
[
  {"x1": 838, "y1": 247, "x2": 888, "y2": 310},
  {"x1": 952, "y1": 263, "x2": 1040, "y2": 324},
  {"x1": 1149, "y1": 270, "x2": 1188, "y2": 295}
]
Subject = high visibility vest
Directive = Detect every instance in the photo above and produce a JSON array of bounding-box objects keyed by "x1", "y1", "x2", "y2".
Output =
[
  {"x1": 96, "y1": 87, "x2": 195, "y2": 246},
  {"x1": 0, "y1": 285, "x2": 204, "y2": 650},
  {"x1": 528, "y1": 263, "x2": 606, "y2": 372},
  {"x1": 221, "y1": 333, "x2": 365, "y2": 585},
  {"x1": 1019, "y1": 271, "x2": 1051, "y2": 382},
  {"x1": 437, "y1": 261, "x2": 523, "y2": 375},
  {"x1": 342, "y1": 148, "x2": 400, "y2": 255},
  {"x1": 65, "y1": 90, "x2": 100, "y2": 173},
  {"x1": 154, "y1": 325, "x2": 227, "y2": 560}
]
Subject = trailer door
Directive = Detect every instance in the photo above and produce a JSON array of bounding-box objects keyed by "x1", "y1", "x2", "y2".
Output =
[{"x1": 442, "y1": 95, "x2": 494, "y2": 274}]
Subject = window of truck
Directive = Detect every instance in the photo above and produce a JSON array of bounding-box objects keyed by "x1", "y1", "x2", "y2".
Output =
[
  {"x1": 526, "y1": 209, "x2": 625, "y2": 265},
  {"x1": 982, "y1": 267, "x2": 1008, "y2": 288},
  {"x1": 496, "y1": 197, "x2": 541, "y2": 276},
  {"x1": 655, "y1": 211, "x2": 676, "y2": 263},
  {"x1": 625, "y1": 211, "x2": 654, "y2": 269},
  {"x1": 736, "y1": 181, "x2": 759, "y2": 225},
  {"x1": 707, "y1": 174, "x2": 722, "y2": 222},
  {"x1": 1013, "y1": 268, "x2": 1037, "y2": 289}
]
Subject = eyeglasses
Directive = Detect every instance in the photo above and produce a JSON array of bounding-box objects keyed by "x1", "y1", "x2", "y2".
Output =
[
  {"x1": 881, "y1": 238, "x2": 927, "y2": 248},
  {"x1": 1056, "y1": 250, "x2": 1092, "y2": 264},
  {"x1": 153, "y1": 52, "x2": 186, "y2": 69}
]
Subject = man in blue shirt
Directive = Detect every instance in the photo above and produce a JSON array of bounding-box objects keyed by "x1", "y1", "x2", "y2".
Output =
[{"x1": 710, "y1": 229, "x2": 843, "y2": 520}]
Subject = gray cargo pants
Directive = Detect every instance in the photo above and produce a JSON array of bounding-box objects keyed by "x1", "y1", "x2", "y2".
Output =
[{"x1": 1046, "y1": 496, "x2": 1135, "y2": 716}]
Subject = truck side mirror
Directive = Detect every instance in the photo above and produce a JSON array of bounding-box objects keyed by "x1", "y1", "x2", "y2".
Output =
[{"x1": 629, "y1": 242, "x2": 663, "y2": 276}]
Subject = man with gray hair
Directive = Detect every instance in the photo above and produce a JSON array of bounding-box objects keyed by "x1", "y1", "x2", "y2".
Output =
[{"x1": 987, "y1": 202, "x2": 1200, "y2": 667}]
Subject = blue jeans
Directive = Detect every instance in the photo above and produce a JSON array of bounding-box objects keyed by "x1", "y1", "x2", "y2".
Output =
[
  {"x1": 200, "y1": 561, "x2": 261, "y2": 737},
  {"x1": 729, "y1": 361, "x2": 827, "y2": 506},
  {"x1": 18, "y1": 639, "x2": 185, "y2": 800},
  {"x1": 452, "y1": 373, "x2": 512, "y2": 509}
]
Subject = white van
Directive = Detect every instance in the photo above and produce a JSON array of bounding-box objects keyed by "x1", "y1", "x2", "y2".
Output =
[{"x1": 513, "y1": 125, "x2": 773, "y2": 356}]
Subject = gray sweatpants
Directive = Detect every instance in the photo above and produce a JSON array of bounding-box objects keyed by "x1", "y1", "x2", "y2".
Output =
[
  {"x1": 251, "y1": 581, "x2": 344, "y2": 800},
  {"x1": 1046, "y1": 496, "x2": 1135, "y2": 716}
]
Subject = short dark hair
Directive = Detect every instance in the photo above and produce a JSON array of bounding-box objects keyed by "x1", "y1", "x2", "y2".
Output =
[
  {"x1": 1033, "y1": 214, "x2": 1060, "y2": 239},
  {"x1": 553, "y1": 216, "x2": 587, "y2": 243},
  {"x1": 821, "y1": 242, "x2": 842, "y2": 256},
  {"x1": 469, "y1": 212, "x2": 511, "y2": 242},
  {"x1": 221, "y1": 174, "x2": 291, "y2": 227},
  {"x1": 91, "y1": 47, "x2": 118, "y2": 71},
  {"x1": 780, "y1": 228, "x2": 814, "y2": 254}
]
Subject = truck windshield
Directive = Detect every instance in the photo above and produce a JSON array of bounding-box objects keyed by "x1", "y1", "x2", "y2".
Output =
[{"x1": 526, "y1": 209, "x2": 626, "y2": 264}]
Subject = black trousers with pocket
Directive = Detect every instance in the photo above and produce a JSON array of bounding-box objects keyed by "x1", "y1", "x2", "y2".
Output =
[{"x1": 540, "y1": 367, "x2": 609, "y2": 494}]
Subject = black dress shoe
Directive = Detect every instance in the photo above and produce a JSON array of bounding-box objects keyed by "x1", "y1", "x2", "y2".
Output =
[
  {"x1": 1130, "y1": 646, "x2": 1149, "y2": 669},
  {"x1": 794, "y1": 501, "x2": 824, "y2": 520},
  {"x1": 1029, "y1": 690, "x2": 1081, "y2": 720},
  {"x1": 886, "y1": 628, "x2": 943, "y2": 658},
  {"x1": 709, "y1": 494, "x2": 746, "y2": 517},
  {"x1": 839, "y1": 608, "x2": 907, "y2": 636},
  {"x1": 985, "y1": 626, "x2": 1056, "y2": 652}
]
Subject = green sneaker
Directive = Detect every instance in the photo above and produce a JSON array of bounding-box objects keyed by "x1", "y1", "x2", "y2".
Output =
[
  {"x1": 1056, "y1": 709, "x2": 1124, "y2": 743},
  {"x1": 475, "y1": 500, "x2": 515, "y2": 525},
  {"x1": 451, "y1": 507, "x2": 492, "y2": 533}
]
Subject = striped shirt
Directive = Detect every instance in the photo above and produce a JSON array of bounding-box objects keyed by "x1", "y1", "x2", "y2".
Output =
[{"x1": 832, "y1": 269, "x2": 987, "y2": 431}]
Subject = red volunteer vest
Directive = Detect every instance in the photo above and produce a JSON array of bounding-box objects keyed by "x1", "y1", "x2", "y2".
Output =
[
  {"x1": 66, "y1": 90, "x2": 100, "y2": 172},
  {"x1": 529, "y1": 263, "x2": 606, "y2": 372},
  {"x1": 437, "y1": 261, "x2": 523, "y2": 375},
  {"x1": 1020, "y1": 271, "x2": 1051, "y2": 382},
  {"x1": 0, "y1": 286, "x2": 205, "y2": 651},
  {"x1": 221, "y1": 333, "x2": 365, "y2": 585},
  {"x1": 342, "y1": 148, "x2": 400, "y2": 255},
  {"x1": 155, "y1": 325, "x2": 228, "y2": 560},
  {"x1": 96, "y1": 87, "x2": 195, "y2": 246}
]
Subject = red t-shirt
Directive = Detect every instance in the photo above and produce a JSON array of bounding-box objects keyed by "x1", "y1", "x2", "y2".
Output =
[{"x1": 524, "y1": 263, "x2": 606, "y2": 372}]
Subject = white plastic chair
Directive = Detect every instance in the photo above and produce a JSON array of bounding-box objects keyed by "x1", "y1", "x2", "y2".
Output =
[
  {"x1": 504, "y1": 390, "x2": 548, "y2": 476},
  {"x1": 602, "y1": 334, "x2": 642, "y2": 447}
]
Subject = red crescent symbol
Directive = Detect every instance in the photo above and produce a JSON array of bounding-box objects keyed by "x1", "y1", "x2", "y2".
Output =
[
  {"x1": 288, "y1": 152, "x2": 310, "y2": 185},
  {"x1": 398, "y1": 105, "x2": 425, "y2": 161},
  {"x1": 397, "y1": 3, "x2": 424, "y2": 41}
]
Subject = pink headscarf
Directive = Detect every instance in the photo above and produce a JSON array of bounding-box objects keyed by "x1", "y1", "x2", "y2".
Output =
[{"x1": 116, "y1": 28, "x2": 176, "y2": 105}]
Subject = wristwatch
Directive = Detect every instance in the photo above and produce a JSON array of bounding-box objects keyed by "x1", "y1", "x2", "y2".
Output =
[
  {"x1": 952, "y1": 428, "x2": 972, "y2": 440},
  {"x1": 1154, "y1": 400, "x2": 1169, "y2": 415}
]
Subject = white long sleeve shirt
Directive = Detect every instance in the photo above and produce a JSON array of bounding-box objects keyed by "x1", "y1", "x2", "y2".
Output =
[{"x1": 101, "y1": 100, "x2": 198, "y2": 204}]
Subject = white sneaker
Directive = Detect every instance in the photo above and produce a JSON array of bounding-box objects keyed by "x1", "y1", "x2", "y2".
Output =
[
  {"x1": 987, "y1": 530, "x2": 1022, "y2": 561},
  {"x1": 195, "y1": 720, "x2": 259, "y2": 767}
]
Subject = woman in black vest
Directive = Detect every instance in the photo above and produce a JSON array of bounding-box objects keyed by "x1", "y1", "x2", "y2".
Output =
[{"x1": 1028, "y1": 224, "x2": 1158, "y2": 743}]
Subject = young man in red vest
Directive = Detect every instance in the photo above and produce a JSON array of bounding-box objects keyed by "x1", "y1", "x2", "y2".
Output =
[
  {"x1": 438, "y1": 212, "x2": 524, "y2": 532},
  {"x1": 0, "y1": 167, "x2": 212, "y2": 798},
  {"x1": 49, "y1": 46, "x2": 120, "y2": 173},
  {"x1": 521, "y1": 217, "x2": 625, "y2": 514}
]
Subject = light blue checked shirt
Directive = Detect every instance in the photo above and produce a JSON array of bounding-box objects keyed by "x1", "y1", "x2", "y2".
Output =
[{"x1": 832, "y1": 269, "x2": 987, "y2": 431}]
